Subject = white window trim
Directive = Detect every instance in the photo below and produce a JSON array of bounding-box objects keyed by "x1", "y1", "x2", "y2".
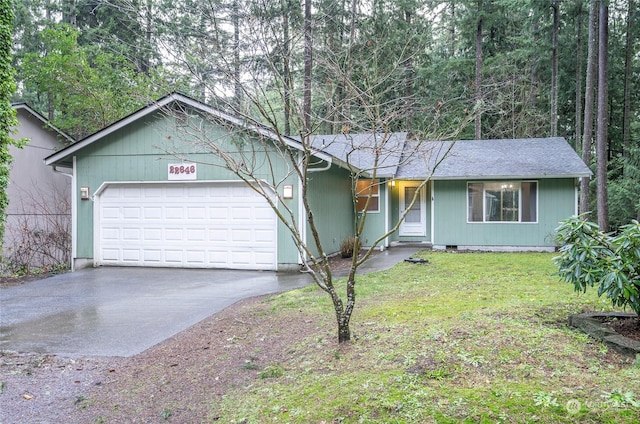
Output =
[{"x1": 467, "y1": 180, "x2": 539, "y2": 224}]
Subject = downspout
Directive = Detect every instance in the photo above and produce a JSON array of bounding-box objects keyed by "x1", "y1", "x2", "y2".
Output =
[
  {"x1": 71, "y1": 157, "x2": 78, "y2": 271},
  {"x1": 50, "y1": 163, "x2": 75, "y2": 270}
]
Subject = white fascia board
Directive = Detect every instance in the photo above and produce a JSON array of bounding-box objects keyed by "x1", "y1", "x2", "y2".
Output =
[{"x1": 430, "y1": 173, "x2": 592, "y2": 180}]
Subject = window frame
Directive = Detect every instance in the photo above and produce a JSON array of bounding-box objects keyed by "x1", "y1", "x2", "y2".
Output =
[
  {"x1": 356, "y1": 179, "x2": 380, "y2": 213},
  {"x1": 467, "y1": 180, "x2": 538, "y2": 224}
]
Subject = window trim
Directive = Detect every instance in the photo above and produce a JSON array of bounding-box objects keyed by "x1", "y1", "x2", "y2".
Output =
[
  {"x1": 356, "y1": 179, "x2": 380, "y2": 213},
  {"x1": 467, "y1": 180, "x2": 538, "y2": 224}
]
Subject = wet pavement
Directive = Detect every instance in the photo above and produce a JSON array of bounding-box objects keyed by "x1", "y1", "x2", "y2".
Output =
[{"x1": 0, "y1": 247, "x2": 419, "y2": 357}]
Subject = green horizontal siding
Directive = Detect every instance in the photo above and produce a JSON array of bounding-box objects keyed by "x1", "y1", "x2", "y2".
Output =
[{"x1": 433, "y1": 179, "x2": 576, "y2": 247}]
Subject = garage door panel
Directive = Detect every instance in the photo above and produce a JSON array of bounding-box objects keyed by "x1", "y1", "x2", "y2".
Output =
[
  {"x1": 102, "y1": 207, "x2": 120, "y2": 220},
  {"x1": 143, "y1": 228, "x2": 162, "y2": 241},
  {"x1": 122, "y1": 228, "x2": 141, "y2": 241},
  {"x1": 98, "y1": 183, "x2": 277, "y2": 270},
  {"x1": 122, "y1": 249, "x2": 140, "y2": 261},
  {"x1": 143, "y1": 250, "x2": 162, "y2": 262},
  {"x1": 144, "y1": 207, "x2": 162, "y2": 219},
  {"x1": 187, "y1": 207, "x2": 206, "y2": 219},
  {"x1": 165, "y1": 207, "x2": 184, "y2": 219}
]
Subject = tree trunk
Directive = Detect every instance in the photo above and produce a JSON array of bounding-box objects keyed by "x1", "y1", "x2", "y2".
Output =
[
  {"x1": 575, "y1": 1, "x2": 584, "y2": 152},
  {"x1": 551, "y1": 0, "x2": 559, "y2": 136},
  {"x1": 596, "y1": 0, "x2": 608, "y2": 231},
  {"x1": 303, "y1": 0, "x2": 312, "y2": 134},
  {"x1": 580, "y1": 0, "x2": 597, "y2": 215},
  {"x1": 282, "y1": 0, "x2": 291, "y2": 136},
  {"x1": 622, "y1": 0, "x2": 634, "y2": 158},
  {"x1": 404, "y1": 9, "x2": 414, "y2": 133},
  {"x1": 233, "y1": 0, "x2": 242, "y2": 109},
  {"x1": 475, "y1": 1, "x2": 483, "y2": 140}
]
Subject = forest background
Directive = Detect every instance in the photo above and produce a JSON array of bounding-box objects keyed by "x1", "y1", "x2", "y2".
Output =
[{"x1": 9, "y1": 0, "x2": 640, "y2": 231}]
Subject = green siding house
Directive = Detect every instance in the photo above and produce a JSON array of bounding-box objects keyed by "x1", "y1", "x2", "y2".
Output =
[{"x1": 44, "y1": 93, "x2": 591, "y2": 271}]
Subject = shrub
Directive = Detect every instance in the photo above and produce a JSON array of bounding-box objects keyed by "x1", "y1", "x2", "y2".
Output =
[
  {"x1": 554, "y1": 215, "x2": 640, "y2": 315},
  {"x1": 340, "y1": 237, "x2": 356, "y2": 258}
]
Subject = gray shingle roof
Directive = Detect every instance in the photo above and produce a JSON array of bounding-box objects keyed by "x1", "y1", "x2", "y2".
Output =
[
  {"x1": 303, "y1": 132, "x2": 406, "y2": 177},
  {"x1": 395, "y1": 137, "x2": 592, "y2": 180},
  {"x1": 308, "y1": 134, "x2": 590, "y2": 180}
]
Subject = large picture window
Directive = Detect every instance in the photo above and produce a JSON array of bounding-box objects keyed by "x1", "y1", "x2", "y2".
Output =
[
  {"x1": 468, "y1": 181, "x2": 537, "y2": 223},
  {"x1": 356, "y1": 179, "x2": 380, "y2": 212}
]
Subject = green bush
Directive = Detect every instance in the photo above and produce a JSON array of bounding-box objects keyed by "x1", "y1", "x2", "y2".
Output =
[{"x1": 554, "y1": 215, "x2": 640, "y2": 315}]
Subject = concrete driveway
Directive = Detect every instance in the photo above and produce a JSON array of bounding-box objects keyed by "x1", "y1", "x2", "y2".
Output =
[{"x1": 0, "y1": 247, "x2": 417, "y2": 357}]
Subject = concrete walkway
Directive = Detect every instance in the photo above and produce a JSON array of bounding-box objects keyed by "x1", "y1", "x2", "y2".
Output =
[{"x1": 0, "y1": 247, "x2": 418, "y2": 357}]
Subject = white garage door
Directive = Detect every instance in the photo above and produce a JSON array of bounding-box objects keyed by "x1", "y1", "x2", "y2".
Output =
[{"x1": 96, "y1": 182, "x2": 277, "y2": 270}]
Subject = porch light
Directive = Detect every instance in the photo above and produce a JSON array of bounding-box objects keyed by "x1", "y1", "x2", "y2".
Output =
[
  {"x1": 388, "y1": 180, "x2": 396, "y2": 187},
  {"x1": 283, "y1": 184, "x2": 294, "y2": 199},
  {"x1": 80, "y1": 186, "x2": 90, "y2": 200}
]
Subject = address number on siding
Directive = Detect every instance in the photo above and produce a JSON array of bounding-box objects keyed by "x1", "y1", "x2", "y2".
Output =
[{"x1": 168, "y1": 163, "x2": 197, "y2": 180}]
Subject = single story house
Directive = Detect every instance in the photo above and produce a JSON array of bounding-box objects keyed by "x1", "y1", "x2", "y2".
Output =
[
  {"x1": 44, "y1": 93, "x2": 591, "y2": 271},
  {"x1": 5, "y1": 104, "x2": 74, "y2": 271}
]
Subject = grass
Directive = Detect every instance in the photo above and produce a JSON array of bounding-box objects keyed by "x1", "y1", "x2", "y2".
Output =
[{"x1": 208, "y1": 252, "x2": 639, "y2": 423}]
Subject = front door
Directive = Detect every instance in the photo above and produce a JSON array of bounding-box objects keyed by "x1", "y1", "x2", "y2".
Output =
[{"x1": 399, "y1": 182, "x2": 426, "y2": 236}]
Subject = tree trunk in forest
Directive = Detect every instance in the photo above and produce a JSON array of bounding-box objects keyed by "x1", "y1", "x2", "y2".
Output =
[
  {"x1": 143, "y1": 0, "x2": 152, "y2": 74},
  {"x1": 622, "y1": 0, "x2": 634, "y2": 158},
  {"x1": 449, "y1": 1, "x2": 456, "y2": 57},
  {"x1": 282, "y1": 0, "x2": 291, "y2": 136},
  {"x1": 475, "y1": 2, "x2": 483, "y2": 140},
  {"x1": 303, "y1": 0, "x2": 312, "y2": 134},
  {"x1": 596, "y1": 0, "x2": 608, "y2": 231},
  {"x1": 233, "y1": 0, "x2": 242, "y2": 109},
  {"x1": 580, "y1": 0, "x2": 597, "y2": 216},
  {"x1": 551, "y1": 0, "x2": 559, "y2": 136},
  {"x1": 404, "y1": 9, "x2": 414, "y2": 133},
  {"x1": 575, "y1": 1, "x2": 584, "y2": 152}
]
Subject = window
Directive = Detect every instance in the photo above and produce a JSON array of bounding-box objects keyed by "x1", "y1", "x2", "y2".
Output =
[
  {"x1": 356, "y1": 179, "x2": 380, "y2": 212},
  {"x1": 468, "y1": 181, "x2": 537, "y2": 223}
]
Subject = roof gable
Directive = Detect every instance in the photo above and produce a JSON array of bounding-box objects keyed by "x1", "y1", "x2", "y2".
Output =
[
  {"x1": 44, "y1": 93, "x2": 332, "y2": 167},
  {"x1": 12, "y1": 103, "x2": 75, "y2": 145}
]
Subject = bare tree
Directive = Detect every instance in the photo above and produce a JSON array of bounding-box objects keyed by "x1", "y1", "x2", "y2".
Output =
[{"x1": 146, "y1": 0, "x2": 465, "y2": 343}]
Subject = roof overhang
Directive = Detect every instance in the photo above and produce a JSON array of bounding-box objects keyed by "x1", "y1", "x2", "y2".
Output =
[
  {"x1": 44, "y1": 93, "x2": 334, "y2": 167},
  {"x1": 13, "y1": 103, "x2": 75, "y2": 144}
]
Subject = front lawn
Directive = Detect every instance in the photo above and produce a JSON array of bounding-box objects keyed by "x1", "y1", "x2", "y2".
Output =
[{"x1": 211, "y1": 252, "x2": 639, "y2": 423}]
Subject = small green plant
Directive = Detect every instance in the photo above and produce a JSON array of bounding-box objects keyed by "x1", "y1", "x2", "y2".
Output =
[
  {"x1": 260, "y1": 364, "x2": 285, "y2": 379},
  {"x1": 533, "y1": 391, "x2": 559, "y2": 408},
  {"x1": 554, "y1": 215, "x2": 640, "y2": 315},
  {"x1": 161, "y1": 408, "x2": 172, "y2": 419},
  {"x1": 340, "y1": 237, "x2": 356, "y2": 258},
  {"x1": 243, "y1": 359, "x2": 259, "y2": 370}
]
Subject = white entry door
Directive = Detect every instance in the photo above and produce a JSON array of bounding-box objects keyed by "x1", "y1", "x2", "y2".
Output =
[{"x1": 399, "y1": 182, "x2": 426, "y2": 236}]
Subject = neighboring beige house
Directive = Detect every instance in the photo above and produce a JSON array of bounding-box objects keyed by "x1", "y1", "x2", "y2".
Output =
[{"x1": 4, "y1": 104, "x2": 74, "y2": 273}]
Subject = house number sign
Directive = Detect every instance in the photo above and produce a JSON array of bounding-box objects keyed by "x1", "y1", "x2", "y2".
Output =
[{"x1": 168, "y1": 163, "x2": 197, "y2": 180}]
